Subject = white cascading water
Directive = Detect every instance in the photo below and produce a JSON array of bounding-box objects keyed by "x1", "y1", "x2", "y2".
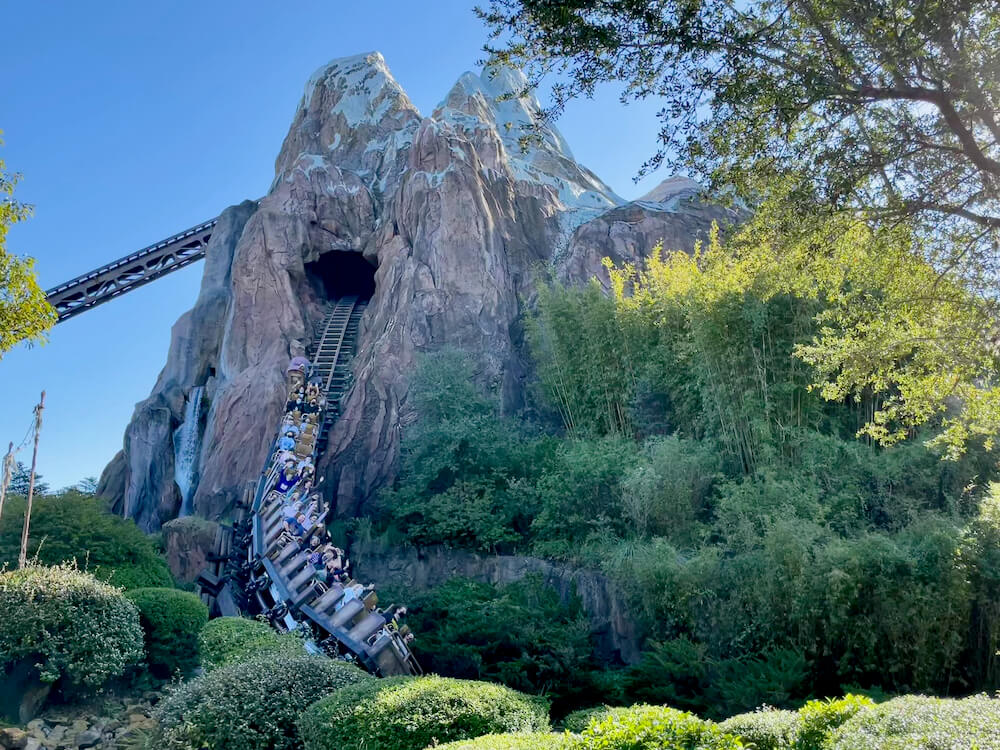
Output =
[{"x1": 173, "y1": 385, "x2": 205, "y2": 518}]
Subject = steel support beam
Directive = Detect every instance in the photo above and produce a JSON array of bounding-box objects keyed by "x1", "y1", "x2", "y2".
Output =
[{"x1": 45, "y1": 217, "x2": 218, "y2": 322}]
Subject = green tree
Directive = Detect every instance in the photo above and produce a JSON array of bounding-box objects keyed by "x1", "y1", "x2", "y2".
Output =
[
  {"x1": 0, "y1": 133, "x2": 55, "y2": 356},
  {"x1": 479, "y1": 0, "x2": 1000, "y2": 275},
  {"x1": 8, "y1": 460, "x2": 49, "y2": 496},
  {"x1": 378, "y1": 348, "x2": 553, "y2": 551},
  {"x1": 393, "y1": 576, "x2": 599, "y2": 712},
  {"x1": 72, "y1": 476, "x2": 98, "y2": 494},
  {"x1": 481, "y1": 2, "x2": 1000, "y2": 454}
]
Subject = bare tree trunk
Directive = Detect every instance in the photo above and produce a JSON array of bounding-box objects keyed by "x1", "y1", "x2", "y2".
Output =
[
  {"x1": 18, "y1": 392, "x2": 45, "y2": 569},
  {"x1": 0, "y1": 441, "x2": 13, "y2": 524}
]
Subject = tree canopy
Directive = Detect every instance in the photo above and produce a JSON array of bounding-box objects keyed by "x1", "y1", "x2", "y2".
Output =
[
  {"x1": 478, "y1": 0, "x2": 1000, "y2": 281},
  {"x1": 0, "y1": 132, "x2": 55, "y2": 357}
]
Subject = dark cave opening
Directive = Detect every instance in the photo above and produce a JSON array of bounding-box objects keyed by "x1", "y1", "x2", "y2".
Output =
[{"x1": 305, "y1": 251, "x2": 376, "y2": 301}]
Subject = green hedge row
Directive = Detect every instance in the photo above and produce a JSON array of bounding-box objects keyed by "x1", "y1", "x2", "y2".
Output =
[
  {"x1": 153, "y1": 651, "x2": 371, "y2": 750},
  {"x1": 299, "y1": 676, "x2": 550, "y2": 750},
  {"x1": 199, "y1": 615, "x2": 304, "y2": 670}
]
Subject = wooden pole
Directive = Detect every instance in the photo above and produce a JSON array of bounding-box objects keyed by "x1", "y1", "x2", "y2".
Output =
[
  {"x1": 0, "y1": 441, "x2": 13, "y2": 523},
  {"x1": 18, "y1": 391, "x2": 45, "y2": 569}
]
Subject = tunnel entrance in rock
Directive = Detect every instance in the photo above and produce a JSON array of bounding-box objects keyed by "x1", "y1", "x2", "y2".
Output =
[{"x1": 305, "y1": 251, "x2": 376, "y2": 301}]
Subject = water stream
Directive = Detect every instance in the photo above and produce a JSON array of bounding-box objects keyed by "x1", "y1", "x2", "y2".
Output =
[{"x1": 173, "y1": 385, "x2": 205, "y2": 518}]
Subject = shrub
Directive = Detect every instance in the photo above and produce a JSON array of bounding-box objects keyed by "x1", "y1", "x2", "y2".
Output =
[
  {"x1": 397, "y1": 576, "x2": 598, "y2": 712},
  {"x1": 0, "y1": 564, "x2": 143, "y2": 687},
  {"x1": 298, "y1": 675, "x2": 550, "y2": 750},
  {"x1": 153, "y1": 652, "x2": 371, "y2": 750},
  {"x1": 795, "y1": 695, "x2": 874, "y2": 750},
  {"x1": 620, "y1": 436, "x2": 720, "y2": 544},
  {"x1": 435, "y1": 735, "x2": 574, "y2": 749},
  {"x1": 378, "y1": 348, "x2": 551, "y2": 553},
  {"x1": 718, "y1": 708, "x2": 799, "y2": 750},
  {"x1": 198, "y1": 616, "x2": 303, "y2": 670},
  {"x1": 622, "y1": 637, "x2": 712, "y2": 714},
  {"x1": 827, "y1": 694, "x2": 1000, "y2": 750},
  {"x1": 124, "y1": 587, "x2": 208, "y2": 677},
  {"x1": 712, "y1": 648, "x2": 812, "y2": 716},
  {"x1": 561, "y1": 707, "x2": 615, "y2": 733},
  {"x1": 0, "y1": 493, "x2": 173, "y2": 589},
  {"x1": 574, "y1": 705, "x2": 744, "y2": 749}
]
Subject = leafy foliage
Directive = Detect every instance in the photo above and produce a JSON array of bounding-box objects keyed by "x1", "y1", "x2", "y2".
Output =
[
  {"x1": 396, "y1": 575, "x2": 598, "y2": 712},
  {"x1": 436, "y1": 735, "x2": 573, "y2": 750},
  {"x1": 152, "y1": 652, "x2": 370, "y2": 750},
  {"x1": 7, "y1": 461, "x2": 49, "y2": 496},
  {"x1": 124, "y1": 587, "x2": 207, "y2": 677},
  {"x1": 0, "y1": 564, "x2": 143, "y2": 687},
  {"x1": 382, "y1": 224, "x2": 1000, "y2": 713},
  {"x1": 378, "y1": 348, "x2": 553, "y2": 552},
  {"x1": 0, "y1": 492, "x2": 173, "y2": 589},
  {"x1": 198, "y1": 615, "x2": 304, "y2": 671},
  {"x1": 795, "y1": 695, "x2": 875, "y2": 750},
  {"x1": 827, "y1": 694, "x2": 1000, "y2": 750},
  {"x1": 718, "y1": 708, "x2": 799, "y2": 750},
  {"x1": 573, "y1": 704, "x2": 743, "y2": 750},
  {"x1": 479, "y1": 1, "x2": 1000, "y2": 284},
  {"x1": 0, "y1": 134, "x2": 54, "y2": 357},
  {"x1": 298, "y1": 675, "x2": 550, "y2": 750},
  {"x1": 561, "y1": 707, "x2": 615, "y2": 733}
]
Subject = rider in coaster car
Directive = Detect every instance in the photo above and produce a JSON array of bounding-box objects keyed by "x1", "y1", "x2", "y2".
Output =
[
  {"x1": 278, "y1": 425, "x2": 298, "y2": 452},
  {"x1": 283, "y1": 514, "x2": 306, "y2": 539},
  {"x1": 286, "y1": 386, "x2": 305, "y2": 412},
  {"x1": 274, "y1": 465, "x2": 300, "y2": 494}
]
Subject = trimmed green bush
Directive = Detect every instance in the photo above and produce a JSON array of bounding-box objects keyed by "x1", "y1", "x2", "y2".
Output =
[
  {"x1": 0, "y1": 493, "x2": 173, "y2": 590},
  {"x1": 153, "y1": 651, "x2": 371, "y2": 750},
  {"x1": 795, "y1": 695, "x2": 874, "y2": 750},
  {"x1": 124, "y1": 587, "x2": 208, "y2": 677},
  {"x1": 299, "y1": 675, "x2": 550, "y2": 750},
  {"x1": 827, "y1": 694, "x2": 1000, "y2": 750},
  {"x1": 574, "y1": 705, "x2": 744, "y2": 749},
  {"x1": 0, "y1": 564, "x2": 143, "y2": 687},
  {"x1": 561, "y1": 707, "x2": 616, "y2": 733},
  {"x1": 719, "y1": 708, "x2": 799, "y2": 749},
  {"x1": 435, "y1": 734, "x2": 573, "y2": 749},
  {"x1": 198, "y1": 616, "x2": 303, "y2": 670}
]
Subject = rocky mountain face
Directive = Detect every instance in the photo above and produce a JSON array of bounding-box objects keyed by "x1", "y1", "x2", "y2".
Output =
[{"x1": 98, "y1": 51, "x2": 736, "y2": 531}]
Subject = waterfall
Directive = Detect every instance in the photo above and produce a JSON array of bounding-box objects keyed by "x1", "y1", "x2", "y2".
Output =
[{"x1": 173, "y1": 386, "x2": 205, "y2": 518}]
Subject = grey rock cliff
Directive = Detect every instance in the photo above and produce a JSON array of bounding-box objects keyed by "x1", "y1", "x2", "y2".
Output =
[{"x1": 101, "y1": 52, "x2": 736, "y2": 530}]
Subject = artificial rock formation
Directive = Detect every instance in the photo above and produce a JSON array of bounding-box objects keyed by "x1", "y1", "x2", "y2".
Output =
[{"x1": 100, "y1": 51, "x2": 735, "y2": 530}]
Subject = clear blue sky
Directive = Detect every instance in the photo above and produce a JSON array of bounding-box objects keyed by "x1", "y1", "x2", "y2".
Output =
[{"x1": 1, "y1": 1, "x2": 670, "y2": 491}]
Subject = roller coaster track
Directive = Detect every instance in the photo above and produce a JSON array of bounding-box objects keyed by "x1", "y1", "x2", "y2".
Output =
[
  {"x1": 45, "y1": 217, "x2": 219, "y2": 322},
  {"x1": 200, "y1": 296, "x2": 420, "y2": 677}
]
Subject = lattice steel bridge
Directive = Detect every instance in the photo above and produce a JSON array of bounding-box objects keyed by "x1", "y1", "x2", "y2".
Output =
[{"x1": 45, "y1": 215, "x2": 220, "y2": 322}]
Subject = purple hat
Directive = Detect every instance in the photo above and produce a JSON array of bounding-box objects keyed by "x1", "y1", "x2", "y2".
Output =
[{"x1": 288, "y1": 356, "x2": 310, "y2": 372}]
